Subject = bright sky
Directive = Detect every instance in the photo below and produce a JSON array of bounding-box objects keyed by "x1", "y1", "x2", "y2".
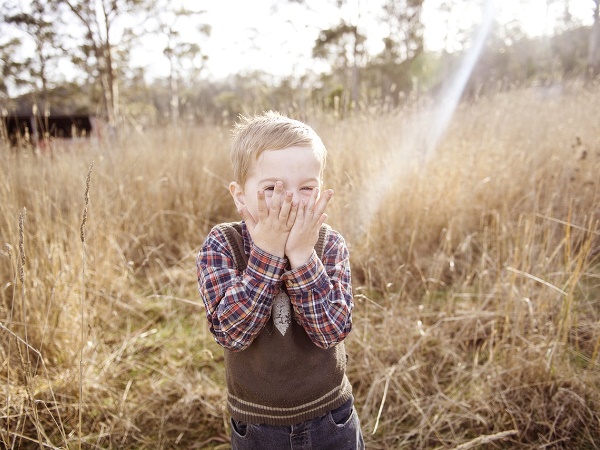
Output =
[
  {"x1": 138, "y1": 0, "x2": 593, "y2": 81},
  {"x1": 11, "y1": 0, "x2": 597, "y2": 82}
]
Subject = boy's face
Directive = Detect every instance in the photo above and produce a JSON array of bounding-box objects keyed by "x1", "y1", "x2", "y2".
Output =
[{"x1": 230, "y1": 146, "x2": 323, "y2": 222}]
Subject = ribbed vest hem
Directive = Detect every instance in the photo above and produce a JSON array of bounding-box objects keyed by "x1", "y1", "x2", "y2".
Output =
[{"x1": 227, "y1": 375, "x2": 353, "y2": 426}]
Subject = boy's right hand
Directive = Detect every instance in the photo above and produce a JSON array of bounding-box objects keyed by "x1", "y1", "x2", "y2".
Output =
[{"x1": 239, "y1": 181, "x2": 298, "y2": 258}]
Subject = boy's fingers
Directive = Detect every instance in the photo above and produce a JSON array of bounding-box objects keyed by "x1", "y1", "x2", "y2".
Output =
[
  {"x1": 270, "y1": 181, "x2": 284, "y2": 212},
  {"x1": 312, "y1": 189, "x2": 333, "y2": 221},
  {"x1": 319, "y1": 189, "x2": 334, "y2": 207},
  {"x1": 279, "y1": 191, "x2": 293, "y2": 221},
  {"x1": 256, "y1": 190, "x2": 268, "y2": 220},
  {"x1": 306, "y1": 188, "x2": 319, "y2": 218},
  {"x1": 287, "y1": 201, "x2": 299, "y2": 228},
  {"x1": 297, "y1": 199, "x2": 307, "y2": 221},
  {"x1": 317, "y1": 213, "x2": 328, "y2": 227}
]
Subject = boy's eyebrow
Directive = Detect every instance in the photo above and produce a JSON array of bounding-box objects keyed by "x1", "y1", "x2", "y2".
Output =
[{"x1": 301, "y1": 177, "x2": 320, "y2": 184}]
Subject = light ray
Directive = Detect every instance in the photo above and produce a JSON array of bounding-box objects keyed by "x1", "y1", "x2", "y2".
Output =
[{"x1": 354, "y1": 0, "x2": 497, "y2": 238}]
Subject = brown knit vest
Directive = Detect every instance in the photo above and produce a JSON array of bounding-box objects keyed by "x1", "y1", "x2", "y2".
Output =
[{"x1": 218, "y1": 222, "x2": 352, "y2": 426}]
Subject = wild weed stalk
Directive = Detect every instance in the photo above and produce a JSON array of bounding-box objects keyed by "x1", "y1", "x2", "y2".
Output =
[
  {"x1": 0, "y1": 84, "x2": 598, "y2": 448},
  {"x1": 79, "y1": 161, "x2": 93, "y2": 450}
]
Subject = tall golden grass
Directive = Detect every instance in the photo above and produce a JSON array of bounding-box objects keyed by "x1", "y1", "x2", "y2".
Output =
[{"x1": 1, "y1": 83, "x2": 599, "y2": 449}]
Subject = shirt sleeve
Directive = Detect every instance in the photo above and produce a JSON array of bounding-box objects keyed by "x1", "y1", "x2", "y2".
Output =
[
  {"x1": 196, "y1": 226, "x2": 286, "y2": 351},
  {"x1": 282, "y1": 228, "x2": 353, "y2": 349}
]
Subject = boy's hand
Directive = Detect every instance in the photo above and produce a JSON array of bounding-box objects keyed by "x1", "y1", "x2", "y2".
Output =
[
  {"x1": 285, "y1": 188, "x2": 333, "y2": 269},
  {"x1": 239, "y1": 181, "x2": 298, "y2": 258}
]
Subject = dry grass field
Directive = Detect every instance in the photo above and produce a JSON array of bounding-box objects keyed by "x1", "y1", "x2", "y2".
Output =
[{"x1": 1, "y1": 83, "x2": 599, "y2": 449}]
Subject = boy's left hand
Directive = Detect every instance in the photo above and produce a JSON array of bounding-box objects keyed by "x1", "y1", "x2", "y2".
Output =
[{"x1": 285, "y1": 188, "x2": 334, "y2": 269}]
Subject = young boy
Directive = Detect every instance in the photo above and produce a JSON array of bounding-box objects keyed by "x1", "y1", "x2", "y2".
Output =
[{"x1": 196, "y1": 111, "x2": 364, "y2": 449}]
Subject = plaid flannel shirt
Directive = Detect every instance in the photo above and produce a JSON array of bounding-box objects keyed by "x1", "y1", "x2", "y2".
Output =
[{"x1": 196, "y1": 221, "x2": 353, "y2": 351}]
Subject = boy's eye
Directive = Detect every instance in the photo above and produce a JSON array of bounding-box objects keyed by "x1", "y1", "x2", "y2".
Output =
[
  {"x1": 301, "y1": 187, "x2": 315, "y2": 191},
  {"x1": 262, "y1": 186, "x2": 275, "y2": 196}
]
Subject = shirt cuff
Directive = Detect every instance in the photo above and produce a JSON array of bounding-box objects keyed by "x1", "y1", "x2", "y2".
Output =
[
  {"x1": 246, "y1": 244, "x2": 287, "y2": 283},
  {"x1": 282, "y1": 251, "x2": 327, "y2": 294}
]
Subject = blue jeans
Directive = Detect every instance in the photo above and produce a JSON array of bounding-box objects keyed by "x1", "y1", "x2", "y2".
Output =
[{"x1": 230, "y1": 397, "x2": 365, "y2": 450}]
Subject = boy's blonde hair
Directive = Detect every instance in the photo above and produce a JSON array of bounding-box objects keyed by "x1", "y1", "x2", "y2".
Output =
[{"x1": 231, "y1": 111, "x2": 327, "y2": 186}]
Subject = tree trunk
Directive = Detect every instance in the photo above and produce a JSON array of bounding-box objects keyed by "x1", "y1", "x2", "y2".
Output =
[
  {"x1": 102, "y1": 1, "x2": 117, "y2": 127},
  {"x1": 62, "y1": 0, "x2": 114, "y2": 125},
  {"x1": 589, "y1": 0, "x2": 600, "y2": 77},
  {"x1": 167, "y1": 53, "x2": 179, "y2": 124},
  {"x1": 351, "y1": 33, "x2": 360, "y2": 107}
]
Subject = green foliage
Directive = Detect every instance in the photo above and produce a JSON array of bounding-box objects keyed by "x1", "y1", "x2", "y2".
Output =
[
  {"x1": 313, "y1": 21, "x2": 365, "y2": 66},
  {"x1": 380, "y1": 0, "x2": 424, "y2": 62},
  {"x1": 0, "y1": 38, "x2": 26, "y2": 96},
  {"x1": 1, "y1": 1, "x2": 598, "y2": 122},
  {"x1": 4, "y1": 0, "x2": 62, "y2": 100}
]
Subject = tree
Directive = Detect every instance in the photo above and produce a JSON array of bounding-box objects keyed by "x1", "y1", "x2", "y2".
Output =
[
  {"x1": 283, "y1": 0, "x2": 368, "y2": 109},
  {"x1": 380, "y1": 0, "x2": 424, "y2": 63},
  {"x1": 56, "y1": 0, "x2": 152, "y2": 127},
  {"x1": 0, "y1": 38, "x2": 26, "y2": 101},
  {"x1": 589, "y1": 0, "x2": 600, "y2": 76},
  {"x1": 5, "y1": 0, "x2": 62, "y2": 113},
  {"x1": 150, "y1": 3, "x2": 210, "y2": 124},
  {"x1": 313, "y1": 21, "x2": 366, "y2": 107},
  {"x1": 367, "y1": 0, "x2": 425, "y2": 105}
]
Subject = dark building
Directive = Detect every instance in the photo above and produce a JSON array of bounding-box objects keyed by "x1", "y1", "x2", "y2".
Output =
[{"x1": 2, "y1": 114, "x2": 95, "y2": 146}]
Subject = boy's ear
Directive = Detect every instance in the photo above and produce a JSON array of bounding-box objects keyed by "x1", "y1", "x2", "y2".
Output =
[{"x1": 229, "y1": 182, "x2": 245, "y2": 210}]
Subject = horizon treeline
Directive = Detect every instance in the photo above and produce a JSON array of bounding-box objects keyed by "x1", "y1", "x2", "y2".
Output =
[{"x1": 1, "y1": 0, "x2": 599, "y2": 126}]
